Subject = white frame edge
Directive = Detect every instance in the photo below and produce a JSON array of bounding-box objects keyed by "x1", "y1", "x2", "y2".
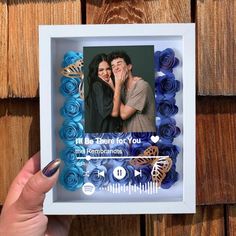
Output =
[{"x1": 39, "y1": 23, "x2": 196, "y2": 215}]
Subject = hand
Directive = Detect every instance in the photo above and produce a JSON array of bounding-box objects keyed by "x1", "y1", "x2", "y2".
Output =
[
  {"x1": 114, "y1": 68, "x2": 128, "y2": 87},
  {"x1": 0, "y1": 152, "x2": 72, "y2": 236}
]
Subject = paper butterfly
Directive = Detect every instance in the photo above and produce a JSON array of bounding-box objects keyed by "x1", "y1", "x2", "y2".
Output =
[
  {"x1": 60, "y1": 59, "x2": 84, "y2": 98},
  {"x1": 129, "y1": 146, "x2": 172, "y2": 186}
]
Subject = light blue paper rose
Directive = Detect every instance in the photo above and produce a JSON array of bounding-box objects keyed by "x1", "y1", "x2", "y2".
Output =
[
  {"x1": 61, "y1": 97, "x2": 83, "y2": 122},
  {"x1": 60, "y1": 166, "x2": 84, "y2": 191},
  {"x1": 60, "y1": 120, "x2": 84, "y2": 146},
  {"x1": 60, "y1": 77, "x2": 80, "y2": 98},
  {"x1": 62, "y1": 51, "x2": 83, "y2": 68},
  {"x1": 61, "y1": 146, "x2": 85, "y2": 167}
]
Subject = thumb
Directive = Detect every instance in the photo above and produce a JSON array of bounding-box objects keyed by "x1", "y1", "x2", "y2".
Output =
[{"x1": 16, "y1": 159, "x2": 61, "y2": 212}]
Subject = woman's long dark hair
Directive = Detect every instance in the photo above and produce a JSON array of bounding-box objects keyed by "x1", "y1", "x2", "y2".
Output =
[{"x1": 85, "y1": 53, "x2": 109, "y2": 105}]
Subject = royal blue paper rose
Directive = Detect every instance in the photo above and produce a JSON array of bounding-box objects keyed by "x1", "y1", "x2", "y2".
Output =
[
  {"x1": 86, "y1": 144, "x2": 109, "y2": 166},
  {"x1": 109, "y1": 143, "x2": 129, "y2": 157},
  {"x1": 60, "y1": 77, "x2": 80, "y2": 98},
  {"x1": 86, "y1": 144, "x2": 108, "y2": 157},
  {"x1": 161, "y1": 165, "x2": 178, "y2": 189},
  {"x1": 60, "y1": 166, "x2": 84, "y2": 191},
  {"x1": 62, "y1": 51, "x2": 83, "y2": 68},
  {"x1": 108, "y1": 143, "x2": 130, "y2": 166},
  {"x1": 60, "y1": 120, "x2": 84, "y2": 146},
  {"x1": 157, "y1": 143, "x2": 180, "y2": 164},
  {"x1": 112, "y1": 132, "x2": 132, "y2": 140},
  {"x1": 130, "y1": 141, "x2": 152, "y2": 156},
  {"x1": 88, "y1": 165, "x2": 109, "y2": 188},
  {"x1": 157, "y1": 118, "x2": 180, "y2": 143},
  {"x1": 131, "y1": 132, "x2": 154, "y2": 142},
  {"x1": 61, "y1": 146, "x2": 85, "y2": 166},
  {"x1": 84, "y1": 133, "x2": 114, "y2": 141},
  {"x1": 108, "y1": 164, "x2": 135, "y2": 185},
  {"x1": 133, "y1": 165, "x2": 152, "y2": 186},
  {"x1": 156, "y1": 98, "x2": 178, "y2": 118},
  {"x1": 154, "y1": 48, "x2": 179, "y2": 73},
  {"x1": 61, "y1": 97, "x2": 83, "y2": 122},
  {"x1": 155, "y1": 74, "x2": 180, "y2": 98}
]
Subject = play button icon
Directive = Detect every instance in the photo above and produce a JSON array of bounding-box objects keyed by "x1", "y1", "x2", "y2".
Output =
[{"x1": 134, "y1": 169, "x2": 142, "y2": 177}]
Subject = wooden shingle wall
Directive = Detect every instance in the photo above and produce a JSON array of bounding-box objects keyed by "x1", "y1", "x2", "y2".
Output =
[{"x1": 0, "y1": 0, "x2": 236, "y2": 235}]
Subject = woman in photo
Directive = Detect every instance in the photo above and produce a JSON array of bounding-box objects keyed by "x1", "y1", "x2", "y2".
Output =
[{"x1": 85, "y1": 53, "x2": 122, "y2": 133}]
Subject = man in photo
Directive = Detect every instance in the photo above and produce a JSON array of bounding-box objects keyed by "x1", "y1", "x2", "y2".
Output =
[{"x1": 108, "y1": 51, "x2": 156, "y2": 132}]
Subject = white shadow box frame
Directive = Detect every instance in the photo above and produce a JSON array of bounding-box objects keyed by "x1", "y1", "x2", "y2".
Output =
[{"x1": 39, "y1": 23, "x2": 195, "y2": 215}]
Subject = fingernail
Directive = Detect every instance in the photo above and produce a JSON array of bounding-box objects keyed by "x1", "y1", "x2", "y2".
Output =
[{"x1": 42, "y1": 159, "x2": 61, "y2": 177}]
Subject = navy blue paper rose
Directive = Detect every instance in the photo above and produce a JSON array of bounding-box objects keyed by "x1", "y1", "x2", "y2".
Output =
[
  {"x1": 161, "y1": 165, "x2": 178, "y2": 189},
  {"x1": 61, "y1": 146, "x2": 85, "y2": 166},
  {"x1": 154, "y1": 48, "x2": 179, "y2": 73},
  {"x1": 88, "y1": 165, "x2": 109, "y2": 188},
  {"x1": 61, "y1": 97, "x2": 83, "y2": 122},
  {"x1": 60, "y1": 77, "x2": 80, "y2": 98},
  {"x1": 108, "y1": 164, "x2": 135, "y2": 185},
  {"x1": 133, "y1": 165, "x2": 152, "y2": 186},
  {"x1": 62, "y1": 51, "x2": 83, "y2": 68},
  {"x1": 60, "y1": 166, "x2": 84, "y2": 191},
  {"x1": 158, "y1": 143, "x2": 180, "y2": 164},
  {"x1": 60, "y1": 120, "x2": 84, "y2": 146},
  {"x1": 156, "y1": 98, "x2": 178, "y2": 118},
  {"x1": 157, "y1": 118, "x2": 180, "y2": 143},
  {"x1": 155, "y1": 74, "x2": 180, "y2": 99}
]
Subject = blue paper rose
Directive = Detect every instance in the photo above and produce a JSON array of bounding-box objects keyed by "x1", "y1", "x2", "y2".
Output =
[
  {"x1": 109, "y1": 143, "x2": 129, "y2": 157},
  {"x1": 133, "y1": 165, "x2": 152, "y2": 186},
  {"x1": 157, "y1": 118, "x2": 180, "y2": 143},
  {"x1": 88, "y1": 165, "x2": 109, "y2": 188},
  {"x1": 131, "y1": 132, "x2": 154, "y2": 142},
  {"x1": 130, "y1": 141, "x2": 152, "y2": 156},
  {"x1": 60, "y1": 77, "x2": 80, "y2": 98},
  {"x1": 60, "y1": 166, "x2": 84, "y2": 191},
  {"x1": 161, "y1": 165, "x2": 178, "y2": 189},
  {"x1": 155, "y1": 74, "x2": 180, "y2": 98},
  {"x1": 112, "y1": 132, "x2": 132, "y2": 140},
  {"x1": 61, "y1": 97, "x2": 83, "y2": 122},
  {"x1": 154, "y1": 48, "x2": 179, "y2": 73},
  {"x1": 60, "y1": 120, "x2": 84, "y2": 146},
  {"x1": 61, "y1": 146, "x2": 85, "y2": 166},
  {"x1": 156, "y1": 98, "x2": 178, "y2": 118},
  {"x1": 157, "y1": 143, "x2": 180, "y2": 164},
  {"x1": 108, "y1": 164, "x2": 135, "y2": 185},
  {"x1": 84, "y1": 133, "x2": 113, "y2": 141},
  {"x1": 62, "y1": 51, "x2": 83, "y2": 68}
]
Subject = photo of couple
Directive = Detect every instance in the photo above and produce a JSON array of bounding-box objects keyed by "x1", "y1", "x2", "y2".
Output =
[{"x1": 85, "y1": 47, "x2": 156, "y2": 133}]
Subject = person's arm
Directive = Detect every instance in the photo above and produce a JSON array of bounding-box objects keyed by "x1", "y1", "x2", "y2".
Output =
[
  {"x1": 120, "y1": 80, "x2": 148, "y2": 120},
  {"x1": 119, "y1": 103, "x2": 137, "y2": 120},
  {"x1": 111, "y1": 82, "x2": 122, "y2": 117},
  {"x1": 0, "y1": 153, "x2": 72, "y2": 236}
]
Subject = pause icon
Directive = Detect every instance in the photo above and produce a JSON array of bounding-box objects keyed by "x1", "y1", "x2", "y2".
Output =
[{"x1": 113, "y1": 166, "x2": 126, "y2": 180}]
